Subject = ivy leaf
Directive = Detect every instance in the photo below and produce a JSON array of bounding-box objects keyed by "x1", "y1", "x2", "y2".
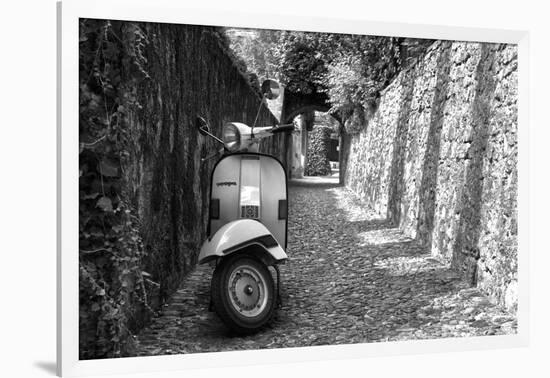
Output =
[
  {"x1": 112, "y1": 225, "x2": 124, "y2": 233},
  {"x1": 99, "y1": 160, "x2": 119, "y2": 177},
  {"x1": 83, "y1": 192, "x2": 101, "y2": 200},
  {"x1": 96, "y1": 196, "x2": 113, "y2": 212},
  {"x1": 96, "y1": 256, "x2": 107, "y2": 268}
]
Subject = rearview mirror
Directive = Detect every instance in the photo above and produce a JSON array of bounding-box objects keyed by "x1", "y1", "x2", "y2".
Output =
[
  {"x1": 261, "y1": 79, "x2": 280, "y2": 100},
  {"x1": 196, "y1": 116, "x2": 210, "y2": 136}
]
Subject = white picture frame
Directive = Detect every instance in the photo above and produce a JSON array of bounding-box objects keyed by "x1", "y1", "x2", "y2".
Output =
[{"x1": 58, "y1": 0, "x2": 529, "y2": 376}]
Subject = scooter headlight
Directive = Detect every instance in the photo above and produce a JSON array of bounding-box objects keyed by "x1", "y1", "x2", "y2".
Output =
[{"x1": 223, "y1": 123, "x2": 241, "y2": 152}]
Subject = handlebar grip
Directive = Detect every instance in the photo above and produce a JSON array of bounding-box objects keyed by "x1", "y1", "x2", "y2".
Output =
[{"x1": 271, "y1": 124, "x2": 295, "y2": 133}]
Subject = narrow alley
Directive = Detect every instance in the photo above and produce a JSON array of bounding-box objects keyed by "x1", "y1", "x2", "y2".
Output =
[{"x1": 131, "y1": 179, "x2": 516, "y2": 356}]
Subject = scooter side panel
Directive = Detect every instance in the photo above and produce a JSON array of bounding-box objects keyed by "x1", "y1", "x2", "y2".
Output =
[
  {"x1": 259, "y1": 156, "x2": 287, "y2": 248},
  {"x1": 210, "y1": 156, "x2": 241, "y2": 236}
]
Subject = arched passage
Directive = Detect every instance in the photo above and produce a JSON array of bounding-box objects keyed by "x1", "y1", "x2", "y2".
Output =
[
  {"x1": 280, "y1": 90, "x2": 342, "y2": 125},
  {"x1": 279, "y1": 89, "x2": 344, "y2": 182}
]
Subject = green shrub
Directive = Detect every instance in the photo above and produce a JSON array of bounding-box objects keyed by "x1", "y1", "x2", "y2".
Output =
[{"x1": 305, "y1": 126, "x2": 333, "y2": 176}]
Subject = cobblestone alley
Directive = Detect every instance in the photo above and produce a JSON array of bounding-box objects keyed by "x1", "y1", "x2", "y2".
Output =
[{"x1": 131, "y1": 179, "x2": 517, "y2": 356}]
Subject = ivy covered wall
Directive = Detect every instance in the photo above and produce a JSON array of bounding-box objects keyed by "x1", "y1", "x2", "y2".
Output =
[{"x1": 79, "y1": 19, "x2": 284, "y2": 359}]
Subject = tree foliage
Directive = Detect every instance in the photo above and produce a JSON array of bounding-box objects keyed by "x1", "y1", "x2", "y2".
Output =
[
  {"x1": 324, "y1": 36, "x2": 401, "y2": 114},
  {"x1": 276, "y1": 32, "x2": 403, "y2": 124},
  {"x1": 219, "y1": 28, "x2": 283, "y2": 95},
  {"x1": 274, "y1": 31, "x2": 334, "y2": 94},
  {"x1": 224, "y1": 28, "x2": 281, "y2": 82},
  {"x1": 225, "y1": 28, "x2": 433, "y2": 133}
]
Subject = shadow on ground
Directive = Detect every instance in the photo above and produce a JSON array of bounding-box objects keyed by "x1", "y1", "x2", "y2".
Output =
[{"x1": 129, "y1": 181, "x2": 516, "y2": 356}]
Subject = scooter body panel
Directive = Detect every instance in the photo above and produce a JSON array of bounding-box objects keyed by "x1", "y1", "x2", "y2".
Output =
[
  {"x1": 198, "y1": 219, "x2": 287, "y2": 264},
  {"x1": 208, "y1": 153, "x2": 288, "y2": 249}
]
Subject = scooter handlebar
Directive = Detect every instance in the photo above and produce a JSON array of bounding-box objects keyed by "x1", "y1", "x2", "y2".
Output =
[{"x1": 270, "y1": 124, "x2": 295, "y2": 133}]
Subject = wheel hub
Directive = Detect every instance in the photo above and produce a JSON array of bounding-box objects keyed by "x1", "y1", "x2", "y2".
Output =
[{"x1": 228, "y1": 265, "x2": 268, "y2": 317}]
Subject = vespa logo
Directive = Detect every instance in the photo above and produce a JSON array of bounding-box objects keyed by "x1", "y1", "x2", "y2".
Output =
[{"x1": 216, "y1": 181, "x2": 237, "y2": 187}]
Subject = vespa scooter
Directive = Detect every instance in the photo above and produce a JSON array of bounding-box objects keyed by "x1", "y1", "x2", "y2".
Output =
[{"x1": 196, "y1": 80, "x2": 294, "y2": 334}]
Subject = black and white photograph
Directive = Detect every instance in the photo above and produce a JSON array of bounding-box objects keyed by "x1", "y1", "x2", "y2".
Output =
[
  {"x1": 78, "y1": 18, "x2": 519, "y2": 360},
  {"x1": 10, "y1": 0, "x2": 550, "y2": 377}
]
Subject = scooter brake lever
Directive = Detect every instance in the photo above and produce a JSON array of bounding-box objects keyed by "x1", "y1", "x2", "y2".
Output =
[{"x1": 201, "y1": 147, "x2": 225, "y2": 162}]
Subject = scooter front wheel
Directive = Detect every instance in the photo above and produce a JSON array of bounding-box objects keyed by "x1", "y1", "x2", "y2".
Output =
[{"x1": 211, "y1": 254, "x2": 275, "y2": 334}]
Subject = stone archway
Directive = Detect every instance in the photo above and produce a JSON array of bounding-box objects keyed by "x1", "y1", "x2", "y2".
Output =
[
  {"x1": 279, "y1": 89, "x2": 344, "y2": 181},
  {"x1": 280, "y1": 90, "x2": 342, "y2": 125}
]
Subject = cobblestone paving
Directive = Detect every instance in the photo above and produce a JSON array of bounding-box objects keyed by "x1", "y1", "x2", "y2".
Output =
[{"x1": 131, "y1": 179, "x2": 517, "y2": 356}]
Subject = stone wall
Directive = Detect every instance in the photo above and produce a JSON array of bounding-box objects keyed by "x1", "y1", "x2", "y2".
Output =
[
  {"x1": 125, "y1": 22, "x2": 284, "y2": 297},
  {"x1": 343, "y1": 40, "x2": 518, "y2": 311},
  {"x1": 98, "y1": 22, "x2": 286, "y2": 342},
  {"x1": 79, "y1": 20, "x2": 287, "y2": 358}
]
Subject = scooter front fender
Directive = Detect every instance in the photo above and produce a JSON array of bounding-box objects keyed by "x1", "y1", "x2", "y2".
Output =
[{"x1": 198, "y1": 219, "x2": 287, "y2": 265}]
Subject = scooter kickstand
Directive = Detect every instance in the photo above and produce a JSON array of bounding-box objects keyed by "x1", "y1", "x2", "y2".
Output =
[
  {"x1": 208, "y1": 289, "x2": 214, "y2": 312},
  {"x1": 274, "y1": 265, "x2": 282, "y2": 309},
  {"x1": 208, "y1": 260, "x2": 217, "y2": 312},
  {"x1": 208, "y1": 299, "x2": 214, "y2": 312}
]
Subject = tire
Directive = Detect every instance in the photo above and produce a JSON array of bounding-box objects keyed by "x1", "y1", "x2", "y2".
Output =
[{"x1": 211, "y1": 254, "x2": 276, "y2": 334}]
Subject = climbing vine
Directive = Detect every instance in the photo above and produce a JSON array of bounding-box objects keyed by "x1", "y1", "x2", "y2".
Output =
[{"x1": 79, "y1": 19, "x2": 151, "y2": 359}]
